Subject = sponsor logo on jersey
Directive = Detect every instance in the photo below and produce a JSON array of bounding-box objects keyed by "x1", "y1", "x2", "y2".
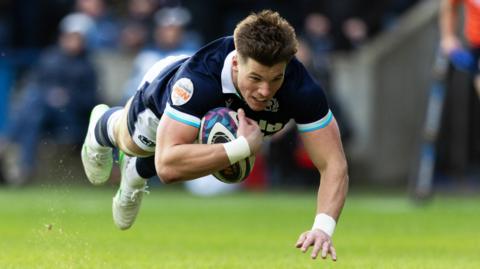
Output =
[
  {"x1": 171, "y1": 78, "x2": 194, "y2": 106},
  {"x1": 264, "y1": 98, "x2": 279, "y2": 112},
  {"x1": 258, "y1": 119, "x2": 284, "y2": 137}
]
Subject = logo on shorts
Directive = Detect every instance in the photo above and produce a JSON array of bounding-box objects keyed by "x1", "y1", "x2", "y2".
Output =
[
  {"x1": 171, "y1": 78, "x2": 194, "y2": 106},
  {"x1": 138, "y1": 135, "x2": 156, "y2": 147}
]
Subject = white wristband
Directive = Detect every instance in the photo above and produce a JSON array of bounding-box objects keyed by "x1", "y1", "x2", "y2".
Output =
[
  {"x1": 312, "y1": 213, "x2": 336, "y2": 237},
  {"x1": 223, "y1": 136, "x2": 251, "y2": 164}
]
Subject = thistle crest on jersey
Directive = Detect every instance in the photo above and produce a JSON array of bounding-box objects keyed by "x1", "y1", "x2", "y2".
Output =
[
  {"x1": 171, "y1": 78, "x2": 194, "y2": 106},
  {"x1": 264, "y1": 98, "x2": 279, "y2": 112}
]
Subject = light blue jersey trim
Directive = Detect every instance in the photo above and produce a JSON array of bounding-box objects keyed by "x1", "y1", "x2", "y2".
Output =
[
  {"x1": 164, "y1": 104, "x2": 201, "y2": 128},
  {"x1": 297, "y1": 110, "x2": 333, "y2": 133}
]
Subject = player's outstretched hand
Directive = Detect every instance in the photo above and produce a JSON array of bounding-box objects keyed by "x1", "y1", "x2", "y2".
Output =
[
  {"x1": 236, "y1": 108, "x2": 263, "y2": 155},
  {"x1": 295, "y1": 229, "x2": 337, "y2": 261}
]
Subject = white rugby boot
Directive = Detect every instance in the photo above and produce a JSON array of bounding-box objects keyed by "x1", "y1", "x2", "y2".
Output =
[
  {"x1": 113, "y1": 153, "x2": 149, "y2": 230},
  {"x1": 81, "y1": 104, "x2": 113, "y2": 185}
]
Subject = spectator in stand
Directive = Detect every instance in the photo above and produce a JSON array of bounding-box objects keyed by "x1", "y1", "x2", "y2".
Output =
[
  {"x1": 125, "y1": 0, "x2": 159, "y2": 38},
  {"x1": 76, "y1": 0, "x2": 121, "y2": 50},
  {"x1": 117, "y1": 0, "x2": 161, "y2": 55},
  {"x1": 0, "y1": 13, "x2": 98, "y2": 185},
  {"x1": 119, "y1": 20, "x2": 150, "y2": 55},
  {"x1": 121, "y1": 0, "x2": 187, "y2": 48},
  {"x1": 301, "y1": 0, "x2": 389, "y2": 51},
  {"x1": 0, "y1": 0, "x2": 72, "y2": 136},
  {"x1": 122, "y1": 6, "x2": 202, "y2": 100},
  {"x1": 301, "y1": 14, "x2": 334, "y2": 89}
]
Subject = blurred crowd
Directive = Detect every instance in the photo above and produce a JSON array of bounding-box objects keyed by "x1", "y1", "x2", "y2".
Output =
[{"x1": 0, "y1": 0, "x2": 420, "y2": 186}]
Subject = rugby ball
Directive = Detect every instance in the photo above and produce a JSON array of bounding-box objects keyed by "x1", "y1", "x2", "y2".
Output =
[{"x1": 199, "y1": 107, "x2": 255, "y2": 183}]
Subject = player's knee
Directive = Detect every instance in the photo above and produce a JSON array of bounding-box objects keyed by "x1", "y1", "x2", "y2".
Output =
[
  {"x1": 117, "y1": 139, "x2": 135, "y2": 156},
  {"x1": 117, "y1": 138, "x2": 149, "y2": 157}
]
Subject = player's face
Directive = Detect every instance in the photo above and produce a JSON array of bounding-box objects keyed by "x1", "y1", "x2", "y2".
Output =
[{"x1": 232, "y1": 55, "x2": 286, "y2": 111}]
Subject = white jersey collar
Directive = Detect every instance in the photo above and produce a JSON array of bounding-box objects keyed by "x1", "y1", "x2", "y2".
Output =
[{"x1": 221, "y1": 50, "x2": 240, "y2": 96}]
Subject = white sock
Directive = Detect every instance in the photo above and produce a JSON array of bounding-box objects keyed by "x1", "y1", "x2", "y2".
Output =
[
  {"x1": 89, "y1": 133, "x2": 103, "y2": 148},
  {"x1": 106, "y1": 110, "x2": 122, "y2": 147},
  {"x1": 125, "y1": 157, "x2": 147, "y2": 187},
  {"x1": 88, "y1": 130, "x2": 109, "y2": 152}
]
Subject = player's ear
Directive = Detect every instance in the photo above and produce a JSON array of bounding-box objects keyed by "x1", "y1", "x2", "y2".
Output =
[{"x1": 232, "y1": 54, "x2": 239, "y2": 72}]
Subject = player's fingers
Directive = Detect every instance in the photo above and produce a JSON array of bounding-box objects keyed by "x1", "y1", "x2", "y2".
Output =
[
  {"x1": 321, "y1": 240, "x2": 330, "y2": 259},
  {"x1": 244, "y1": 117, "x2": 258, "y2": 126},
  {"x1": 310, "y1": 239, "x2": 323, "y2": 259},
  {"x1": 237, "y1": 108, "x2": 245, "y2": 122},
  {"x1": 237, "y1": 109, "x2": 258, "y2": 127},
  {"x1": 330, "y1": 245, "x2": 337, "y2": 261},
  {"x1": 301, "y1": 235, "x2": 315, "y2": 253},
  {"x1": 295, "y1": 232, "x2": 307, "y2": 248}
]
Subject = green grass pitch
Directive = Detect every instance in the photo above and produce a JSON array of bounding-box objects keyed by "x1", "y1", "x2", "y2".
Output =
[{"x1": 0, "y1": 185, "x2": 479, "y2": 269}]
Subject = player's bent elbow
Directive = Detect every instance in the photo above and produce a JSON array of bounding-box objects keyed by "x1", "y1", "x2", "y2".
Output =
[
  {"x1": 339, "y1": 159, "x2": 349, "y2": 175},
  {"x1": 335, "y1": 159, "x2": 349, "y2": 180},
  {"x1": 323, "y1": 158, "x2": 349, "y2": 182},
  {"x1": 336, "y1": 159, "x2": 349, "y2": 189},
  {"x1": 156, "y1": 166, "x2": 180, "y2": 184},
  {"x1": 155, "y1": 154, "x2": 180, "y2": 184}
]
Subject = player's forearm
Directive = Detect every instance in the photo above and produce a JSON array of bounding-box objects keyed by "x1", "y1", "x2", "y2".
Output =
[
  {"x1": 155, "y1": 143, "x2": 231, "y2": 183},
  {"x1": 316, "y1": 161, "x2": 349, "y2": 221}
]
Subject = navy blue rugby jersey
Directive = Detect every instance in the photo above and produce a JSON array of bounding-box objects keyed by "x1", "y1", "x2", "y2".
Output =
[{"x1": 140, "y1": 36, "x2": 332, "y2": 137}]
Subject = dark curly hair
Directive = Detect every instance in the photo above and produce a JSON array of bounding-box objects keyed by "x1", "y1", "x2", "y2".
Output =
[{"x1": 234, "y1": 10, "x2": 298, "y2": 66}]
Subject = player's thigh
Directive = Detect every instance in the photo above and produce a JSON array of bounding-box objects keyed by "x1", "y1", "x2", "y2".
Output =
[
  {"x1": 115, "y1": 95, "x2": 158, "y2": 157},
  {"x1": 115, "y1": 99, "x2": 142, "y2": 156}
]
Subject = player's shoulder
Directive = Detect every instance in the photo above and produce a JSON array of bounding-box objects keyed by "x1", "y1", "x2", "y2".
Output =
[
  {"x1": 278, "y1": 57, "x2": 329, "y2": 120},
  {"x1": 169, "y1": 37, "x2": 231, "y2": 84},
  {"x1": 166, "y1": 37, "x2": 235, "y2": 118},
  {"x1": 178, "y1": 36, "x2": 235, "y2": 77},
  {"x1": 171, "y1": 36, "x2": 235, "y2": 99},
  {"x1": 191, "y1": 36, "x2": 235, "y2": 59},
  {"x1": 283, "y1": 57, "x2": 324, "y2": 96}
]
